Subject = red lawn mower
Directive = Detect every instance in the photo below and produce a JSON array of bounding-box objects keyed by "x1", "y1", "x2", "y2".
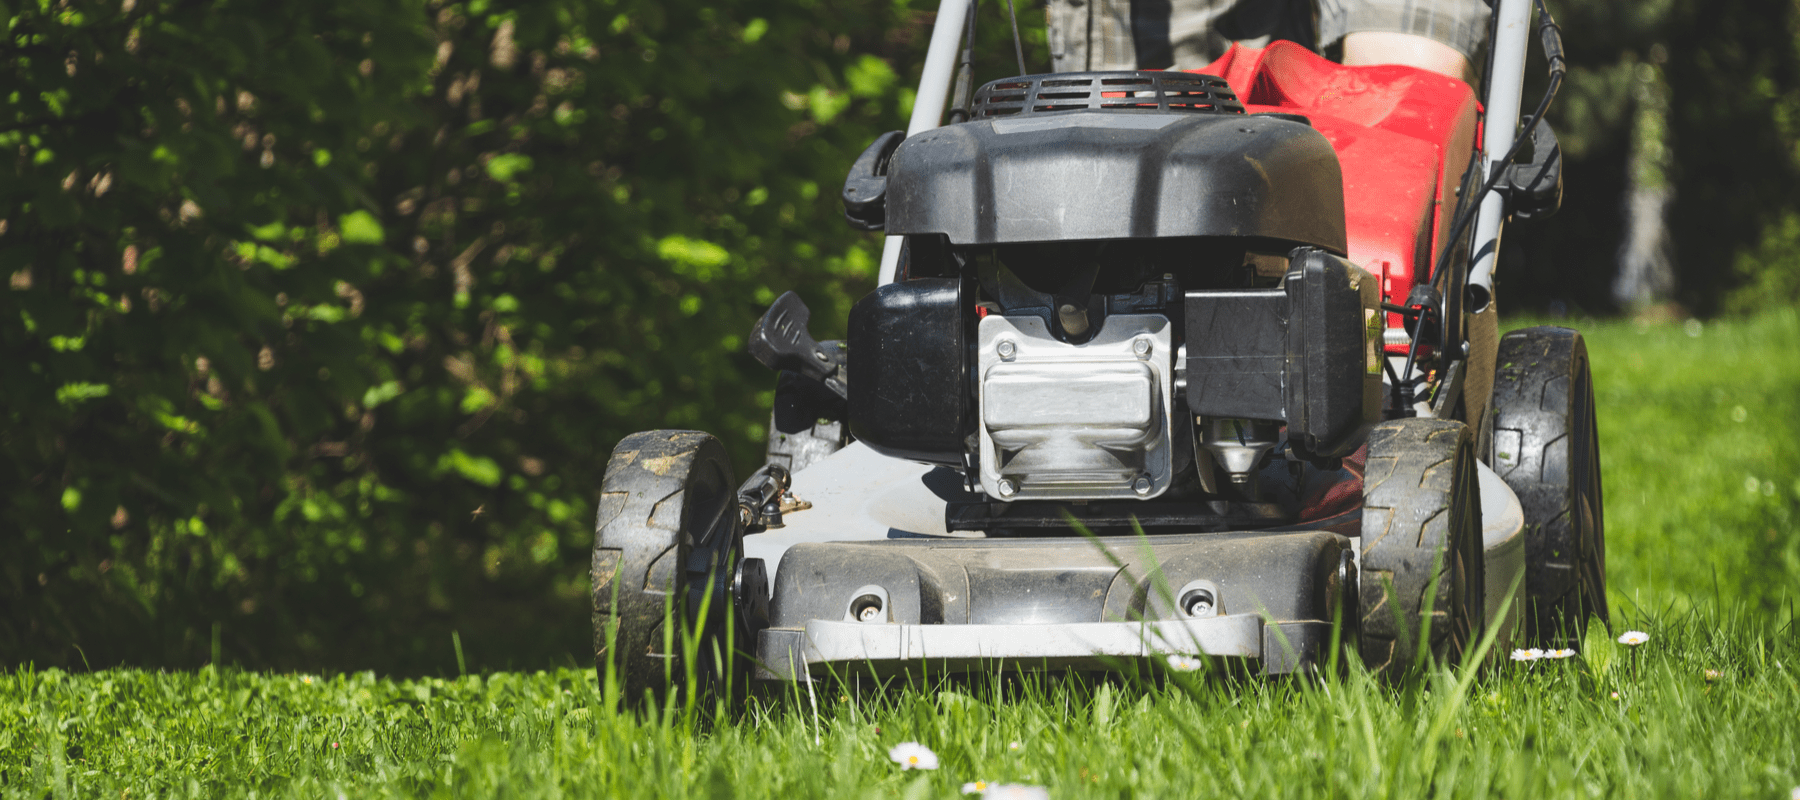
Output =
[{"x1": 591, "y1": 0, "x2": 1605, "y2": 698}]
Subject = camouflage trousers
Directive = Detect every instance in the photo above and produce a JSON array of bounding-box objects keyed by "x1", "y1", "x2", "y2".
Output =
[{"x1": 1047, "y1": 0, "x2": 1492, "y2": 72}]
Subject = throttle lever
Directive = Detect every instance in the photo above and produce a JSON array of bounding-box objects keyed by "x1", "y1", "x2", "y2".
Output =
[{"x1": 748, "y1": 291, "x2": 847, "y2": 399}]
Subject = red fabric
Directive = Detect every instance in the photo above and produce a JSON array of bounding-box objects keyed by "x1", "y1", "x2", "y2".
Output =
[
  {"x1": 1193, "y1": 44, "x2": 1478, "y2": 515},
  {"x1": 1298, "y1": 441, "x2": 1368, "y2": 524},
  {"x1": 1195, "y1": 42, "x2": 1480, "y2": 352}
]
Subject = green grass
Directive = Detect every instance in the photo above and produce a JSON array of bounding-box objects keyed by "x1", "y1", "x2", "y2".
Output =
[
  {"x1": 1577, "y1": 308, "x2": 1800, "y2": 616},
  {"x1": 4, "y1": 310, "x2": 1799, "y2": 799}
]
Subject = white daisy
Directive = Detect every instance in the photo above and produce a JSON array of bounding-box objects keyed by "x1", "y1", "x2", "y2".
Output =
[
  {"x1": 961, "y1": 781, "x2": 990, "y2": 795},
  {"x1": 1008, "y1": 741, "x2": 1022, "y2": 752},
  {"x1": 1617, "y1": 630, "x2": 1650, "y2": 646},
  {"x1": 1544, "y1": 648, "x2": 1577, "y2": 659},
  {"x1": 984, "y1": 786, "x2": 1051, "y2": 800},
  {"x1": 1166, "y1": 654, "x2": 1203, "y2": 671},
  {"x1": 888, "y1": 741, "x2": 938, "y2": 771},
  {"x1": 1509, "y1": 648, "x2": 1544, "y2": 662}
]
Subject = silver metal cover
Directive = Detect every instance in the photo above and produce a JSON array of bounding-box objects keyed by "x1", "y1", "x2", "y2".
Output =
[
  {"x1": 976, "y1": 313, "x2": 1174, "y2": 501},
  {"x1": 795, "y1": 614, "x2": 1264, "y2": 672}
]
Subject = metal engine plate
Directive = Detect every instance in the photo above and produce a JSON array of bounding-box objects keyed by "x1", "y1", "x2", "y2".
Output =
[{"x1": 976, "y1": 313, "x2": 1174, "y2": 502}]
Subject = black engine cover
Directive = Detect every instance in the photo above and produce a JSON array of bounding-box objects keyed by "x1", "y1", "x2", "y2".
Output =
[{"x1": 884, "y1": 110, "x2": 1346, "y2": 251}]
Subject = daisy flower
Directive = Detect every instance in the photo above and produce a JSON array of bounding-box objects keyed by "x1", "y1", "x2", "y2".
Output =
[
  {"x1": 1544, "y1": 648, "x2": 1577, "y2": 659},
  {"x1": 1008, "y1": 741, "x2": 1021, "y2": 751},
  {"x1": 1166, "y1": 654, "x2": 1203, "y2": 672},
  {"x1": 1617, "y1": 630, "x2": 1650, "y2": 646},
  {"x1": 1704, "y1": 669, "x2": 1723, "y2": 682},
  {"x1": 1509, "y1": 648, "x2": 1544, "y2": 662},
  {"x1": 962, "y1": 781, "x2": 990, "y2": 795},
  {"x1": 985, "y1": 786, "x2": 1050, "y2": 800},
  {"x1": 888, "y1": 742, "x2": 938, "y2": 771}
]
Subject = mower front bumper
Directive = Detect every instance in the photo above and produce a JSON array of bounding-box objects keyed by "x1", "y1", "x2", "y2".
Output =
[
  {"x1": 756, "y1": 613, "x2": 1340, "y2": 680},
  {"x1": 751, "y1": 530, "x2": 1353, "y2": 682}
]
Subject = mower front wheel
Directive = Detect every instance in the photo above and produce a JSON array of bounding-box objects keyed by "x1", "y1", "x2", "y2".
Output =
[
  {"x1": 1358, "y1": 418, "x2": 1486, "y2": 677},
  {"x1": 592, "y1": 430, "x2": 743, "y2": 707}
]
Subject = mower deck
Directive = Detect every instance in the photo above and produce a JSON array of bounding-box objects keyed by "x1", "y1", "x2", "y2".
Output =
[{"x1": 745, "y1": 442, "x2": 1523, "y2": 681}]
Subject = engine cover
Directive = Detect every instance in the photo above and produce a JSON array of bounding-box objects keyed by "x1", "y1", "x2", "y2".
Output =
[
  {"x1": 883, "y1": 109, "x2": 1345, "y2": 251},
  {"x1": 976, "y1": 313, "x2": 1174, "y2": 501}
]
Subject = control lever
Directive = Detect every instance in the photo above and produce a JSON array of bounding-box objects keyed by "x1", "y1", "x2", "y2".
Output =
[
  {"x1": 748, "y1": 291, "x2": 847, "y2": 399},
  {"x1": 737, "y1": 463, "x2": 792, "y2": 531}
]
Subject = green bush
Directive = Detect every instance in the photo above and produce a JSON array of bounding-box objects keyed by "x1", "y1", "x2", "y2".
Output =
[{"x1": 0, "y1": 0, "x2": 986, "y2": 673}]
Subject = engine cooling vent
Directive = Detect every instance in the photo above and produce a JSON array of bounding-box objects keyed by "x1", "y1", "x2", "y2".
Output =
[{"x1": 970, "y1": 71, "x2": 1245, "y2": 118}]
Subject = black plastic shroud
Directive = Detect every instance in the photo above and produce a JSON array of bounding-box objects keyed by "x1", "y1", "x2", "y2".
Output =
[
  {"x1": 883, "y1": 72, "x2": 1347, "y2": 251},
  {"x1": 1185, "y1": 248, "x2": 1383, "y2": 461},
  {"x1": 846, "y1": 278, "x2": 973, "y2": 466}
]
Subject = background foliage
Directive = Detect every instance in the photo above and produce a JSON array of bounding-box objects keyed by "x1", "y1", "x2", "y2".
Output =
[{"x1": 2, "y1": 0, "x2": 1797, "y2": 673}]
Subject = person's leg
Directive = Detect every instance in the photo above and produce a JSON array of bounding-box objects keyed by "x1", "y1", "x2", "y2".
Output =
[
  {"x1": 1048, "y1": 0, "x2": 1139, "y2": 72},
  {"x1": 1342, "y1": 30, "x2": 1471, "y2": 81},
  {"x1": 1321, "y1": 0, "x2": 1490, "y2": 82},
  {"x1": 1047, "y1": 0, "x2": 1488, "y2": 78},
  {"x1": 1048, "y1": 0, "x2": 1304, "y2": 72}
]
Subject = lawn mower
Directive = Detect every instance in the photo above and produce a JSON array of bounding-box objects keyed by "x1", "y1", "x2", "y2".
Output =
[{"x1": 591, "y1": 0, "x2": 1607, "y2": 697}]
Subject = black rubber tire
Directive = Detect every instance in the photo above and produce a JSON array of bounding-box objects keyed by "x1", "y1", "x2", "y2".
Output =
[
  {"x1": 1359, "y1": 418, "x2": 1485, "y2": 677},
  {"x1": 1491, "y1": 326, "x2": 1608, "y2": 647},
  {"x1": 592, "y1": 430, "x2": 742, "y2": 707}
]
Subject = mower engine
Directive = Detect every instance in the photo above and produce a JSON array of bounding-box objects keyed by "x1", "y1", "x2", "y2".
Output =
[{"x1": 845, "y1": 71, "x2": 1381, "y2": 514}]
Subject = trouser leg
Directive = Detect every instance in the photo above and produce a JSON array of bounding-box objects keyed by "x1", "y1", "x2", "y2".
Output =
[{"x1": 1045, "y1": 0, "x2": 1489, "y2": 71}]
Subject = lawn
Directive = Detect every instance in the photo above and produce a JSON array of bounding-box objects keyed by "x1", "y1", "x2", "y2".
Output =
[{"x1": 4, "y1": 310, "x2": 1798, "y2": 799}]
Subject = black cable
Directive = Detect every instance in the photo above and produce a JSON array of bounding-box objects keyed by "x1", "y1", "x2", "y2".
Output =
[
  {"x1": 1400, "y1": 0, "x2": 1563, "y2": 397},
  {"x1": 1003, "y1": 0, "x2": 1027, "y2": 76},
  {"x1": 1427, "y1": 70, "x2": 1561, "y2": 287},
  {"x1": 1381, "y1": 351, "x2": 1407, "y2": 412},
  {"x1": 1430, "y1": 0, "x2": 1564, "y2": 289},
  {"x1": 1396, "y1": 301, "x2": 1431, "y2": 414},
  {"x1": 946, "y1": 1, "x2": 979, "y2": 122}
]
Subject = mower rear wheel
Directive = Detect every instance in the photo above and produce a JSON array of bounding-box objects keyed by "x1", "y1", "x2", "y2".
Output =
[
  {"x1": 1359, "y1": 418, "x2": 1485, "y2": 677},
  {"x1": 592, "y1": 430, "x2": 743, "y2": 707},
  {"x1": 1491, "y1": 326, "x2": 1608, "y2": 647}
]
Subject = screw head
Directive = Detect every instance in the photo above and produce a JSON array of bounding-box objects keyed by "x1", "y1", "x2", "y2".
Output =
[
  {"x1": 858, "y1": 605, "x2": 882, "y2": 622},
  {"x1": 1180, "y1": 587, "x2": 1217, "y2": 617},
  {"x1": 997, "y1": 478, "x2": 1017, "y2": 497},
  {"x1": 1184, "y1": 595, "x2": 1214, "y2": 617},
  {"x1": 1132, "y1": 476, "x2": 1152, "y2": 495},
  {"x1": 1132, "y1": 338, "x2": 1152, "y2": 358},
  {"x1": 997, "y1": 340, "x2": 1016, "y2": 359}
]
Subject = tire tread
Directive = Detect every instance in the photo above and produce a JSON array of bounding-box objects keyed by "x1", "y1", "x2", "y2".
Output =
[
  {"x1": 1358, "y1": 418, "x2": 1484, "y2": 677},
  {"x1": 1491, "y1": 327, "x2": 1608, "y2": 646}
]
